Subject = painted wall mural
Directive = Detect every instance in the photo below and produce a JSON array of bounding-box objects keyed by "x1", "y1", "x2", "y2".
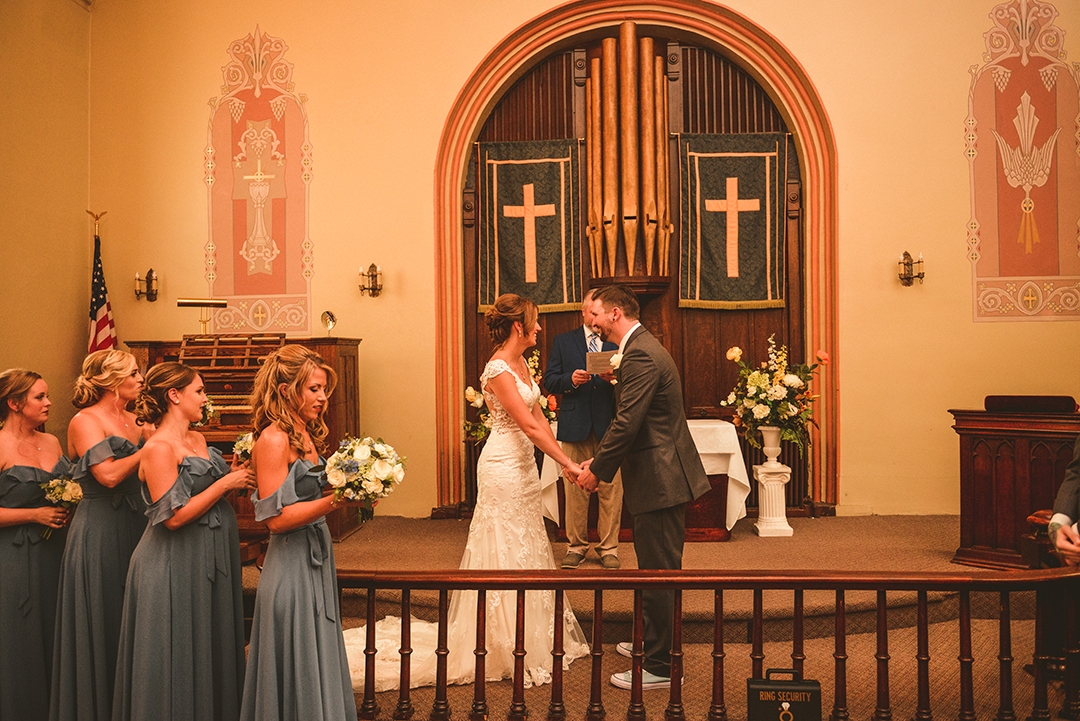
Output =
[
  {"x1": 204, "y1": 27, "x2": 312, "y2": 334},
  {"x1": 966, "y1": 0, "x2": 1080, "y2": 321}
]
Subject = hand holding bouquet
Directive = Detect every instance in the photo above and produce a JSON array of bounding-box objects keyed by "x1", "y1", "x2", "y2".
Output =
[
  {"x1": 324, "y1": 436, "x2": 405, "y2": 522},
  {"x1": 39, "y1": 476, "x2": 82, "y2": 539}
]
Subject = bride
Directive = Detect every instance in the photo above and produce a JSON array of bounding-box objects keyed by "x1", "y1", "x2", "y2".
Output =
[{"x1": 343, "y1": 293, "x2": 590, "y2": 690}]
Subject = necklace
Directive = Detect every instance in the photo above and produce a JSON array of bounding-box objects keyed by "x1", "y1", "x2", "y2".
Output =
[
  {"x1": 105, "y1": 402, "x2": 131, "y2": 429},
  {"x1": 164, "y1": 427, "x2": 198, "y2": 456}
]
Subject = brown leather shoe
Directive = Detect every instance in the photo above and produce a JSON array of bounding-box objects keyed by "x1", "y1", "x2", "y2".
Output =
[
  {"x1": 561, "y1": 551, "x2": 585, "y2": 569},
  {"x1": 600, "y1": 554, "x2": 621, "y2": 569}
]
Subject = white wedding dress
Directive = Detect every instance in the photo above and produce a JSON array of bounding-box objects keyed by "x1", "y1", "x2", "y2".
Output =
[{"x1": 343, "y1": 359, "x2": 589, "y2": 691}]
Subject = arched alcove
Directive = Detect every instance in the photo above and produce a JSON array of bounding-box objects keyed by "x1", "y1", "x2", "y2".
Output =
[{"x1": 434, "y1": 0, "x2": 838, "y2": 509}]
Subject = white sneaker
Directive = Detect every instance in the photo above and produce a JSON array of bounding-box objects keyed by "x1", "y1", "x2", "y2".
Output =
[
  {"x1": 609, "y1": 669, "x2": 684, "y2": 690},
  {"x1": 616, "y1": 642, "x2": 633, "y2": 658}
]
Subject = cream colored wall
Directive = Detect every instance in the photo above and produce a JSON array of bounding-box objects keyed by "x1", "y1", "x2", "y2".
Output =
[
  {"x1": 0, "y1": 0, "x2": 90, "y2": 445},
  {"x1": 10, "y1": 0, "x2": 1078, "y2": 515}
]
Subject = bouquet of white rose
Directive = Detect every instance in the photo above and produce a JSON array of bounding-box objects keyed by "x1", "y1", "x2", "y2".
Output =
[
  {"x1": 324, "y1": 436, "x2": 405, "y2": 522},
  {"x1": 39, "y1": 476, "x2": 82, "y2": 539},
  {"x1": 195, "y1": 398, "x2": 219, "y2": 427}
]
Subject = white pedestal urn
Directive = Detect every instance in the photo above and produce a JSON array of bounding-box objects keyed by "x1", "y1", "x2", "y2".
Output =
[{"x1": 753, "y1": 426, "x2": 793, "y2": 537}]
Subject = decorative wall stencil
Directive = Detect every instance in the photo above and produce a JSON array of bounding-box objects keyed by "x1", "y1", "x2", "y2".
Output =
[
  {"x1": 204, "y1": 27, "x2": 312, "y2": 334},
  {"x1": 966, "y1": 0, "x2": 1080, "y2": 320}
]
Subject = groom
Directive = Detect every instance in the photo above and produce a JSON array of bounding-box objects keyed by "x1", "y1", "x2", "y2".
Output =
[{"x1": 573, "y1": 283, "x2": 710, "y2": 690}]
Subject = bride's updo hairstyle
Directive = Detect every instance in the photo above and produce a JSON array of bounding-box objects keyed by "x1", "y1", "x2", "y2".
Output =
[
  {"x1": 133, "y1": 363, "x2": 197, "y2": 427},
  {"x1": 484, "y1": 293, "x2": 538, "y2": 348},
  {"x1": 249, "y1": 345, "x2": 338, "y2": 455},
  {"x1": 73, "y1": 350, "x2": 138, "y2": 409},
  {"x1": 0, "y1": 368, "x2": 43, "y2": 425}
]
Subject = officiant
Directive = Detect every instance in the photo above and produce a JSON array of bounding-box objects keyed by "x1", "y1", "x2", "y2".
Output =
[{"x1": 544, "y1": 288, "x2": 624, "y2": 569}]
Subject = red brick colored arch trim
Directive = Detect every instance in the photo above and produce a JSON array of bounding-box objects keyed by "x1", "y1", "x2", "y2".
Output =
[{"x1": 434, "y1": 0, "x2": 839, "y2": 508}]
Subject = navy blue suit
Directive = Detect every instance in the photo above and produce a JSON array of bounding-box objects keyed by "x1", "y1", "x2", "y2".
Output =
[
  {"x1": 545, "y1": 326, "x2": 623, "y2": 563},
  {"x1": 544, "y1": 328, "x2": 618, "y2": 443}
]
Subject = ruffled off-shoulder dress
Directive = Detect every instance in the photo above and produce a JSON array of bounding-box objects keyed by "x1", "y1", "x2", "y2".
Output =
[
  {"x1": 111, "y1": 448, "x2": 245, "y2": 721},
  {"x1": 0, "y1": 457, "x2": 73, "y2": 721},
  {"x1": 51, "y1": 436, "x2": 148, "y2": 721},
  {"x1": 240, "y1": 457, "x2": 356, "y2": 721}
]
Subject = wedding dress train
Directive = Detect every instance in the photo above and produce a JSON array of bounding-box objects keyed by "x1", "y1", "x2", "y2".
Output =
[{"x1": 342, "y1": 359, "x2": 589, "y2": 691}]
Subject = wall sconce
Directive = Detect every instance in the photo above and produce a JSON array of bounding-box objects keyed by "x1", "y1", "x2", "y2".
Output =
[
  {"x1": 359, "y1": 263, "x2": 383, "y2": 297},
  {"x1": 898, "y1": 252, "x2": 924, "y2": 286},
  {"x1": 134, "y1": 269, "x2": 159, "y2": 301}
]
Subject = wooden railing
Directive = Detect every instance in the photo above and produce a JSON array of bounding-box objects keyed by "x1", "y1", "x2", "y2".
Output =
[{"x1": 337, "y1": 568, "x2": 1080, "y2": 721}]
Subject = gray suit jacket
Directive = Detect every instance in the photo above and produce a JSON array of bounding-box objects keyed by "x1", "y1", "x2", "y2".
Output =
[
  {"x1": 589, "y1": 326, "x2": 710, "y2": 515},
  {"x1": 1053, "y1": 434, "x2": 1080, "y2": 520}
]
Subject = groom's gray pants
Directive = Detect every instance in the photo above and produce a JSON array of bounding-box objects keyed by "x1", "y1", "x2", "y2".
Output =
[{"x1": 632, "y1": 502, "x2": 686, "y2": 677}]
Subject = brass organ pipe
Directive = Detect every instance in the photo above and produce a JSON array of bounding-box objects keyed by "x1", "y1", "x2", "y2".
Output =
[
  {"x1": 639, "y1": 36, "x2": 657, "y2": 277},
  {"x1": 656, "y1": 54, "x2": 672, "y2": 276},
  {"x1": 588, "y1": 65, "x2": 603, "y2": 277},
  {"x1": 602, "y1": 37, "x2": 619, "y2": 277},
  {"x1": 619, "y1": 21, "x2": 638, "y2": 276}
]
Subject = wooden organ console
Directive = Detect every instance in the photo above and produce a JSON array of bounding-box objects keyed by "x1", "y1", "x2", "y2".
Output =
[{"x1": 127, "y1": 335, "x2": 363, "y2": 555}]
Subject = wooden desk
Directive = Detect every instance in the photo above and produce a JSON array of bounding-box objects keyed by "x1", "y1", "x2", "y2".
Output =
[
  {"x1": 128, "y1": 336, "x2": 362, "y2": 541},
  {"x1": 949, "y1": 408, "x2": 1080, "y2": 569}
]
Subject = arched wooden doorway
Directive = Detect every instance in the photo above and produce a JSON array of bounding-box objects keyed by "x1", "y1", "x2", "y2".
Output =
[{"x1": 434, "y1": 0, "x2": 838, "y2": 513}]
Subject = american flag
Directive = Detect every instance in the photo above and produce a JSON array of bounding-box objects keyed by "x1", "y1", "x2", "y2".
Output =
[{"x1": 88, "y1": 234, "x2": 117, "y2": 352}]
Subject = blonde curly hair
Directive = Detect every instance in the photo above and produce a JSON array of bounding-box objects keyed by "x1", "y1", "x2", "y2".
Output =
[
  {"x1": 73, "y1": 350, "x2": 138, "y2": 408},
  {"x1": 250, "y1": 346, "x2": 337, "y2": 456}
]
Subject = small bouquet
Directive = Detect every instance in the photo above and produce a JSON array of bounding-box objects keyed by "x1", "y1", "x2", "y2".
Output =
[
  {"x1": 233, "y1": 432, "x2": 254, "y2": 463},
  {"x1": 719, "y1": 334, "x2": 828, "y2": 453},
  {"x1": 195, "y1": 398, "x2": 219, "y2": 427},
  {"x1": 324, "y1": 436, "x2": 406, "y2": 522},
  {"x1": 39, "y1": 476, "x2": 82, "y2": 539}
]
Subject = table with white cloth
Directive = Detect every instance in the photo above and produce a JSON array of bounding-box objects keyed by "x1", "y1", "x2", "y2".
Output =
[{"x1": 539, "y1": 419, "x2": 750, "y2": 539}]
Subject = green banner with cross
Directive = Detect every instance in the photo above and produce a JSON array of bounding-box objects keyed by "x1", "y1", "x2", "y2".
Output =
[
  {"x1": 678, "y1": 133, "x2": 788, "y2": 309},
  {"x1": 477, "y1": 139, "x2": 582, "y2": 313}
]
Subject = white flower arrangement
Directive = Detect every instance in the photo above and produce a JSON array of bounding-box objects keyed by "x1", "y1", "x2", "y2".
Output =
[
  {"x1": 719, "y1": 334, "x2": 828, "y2": 453},
  {"x1": 39, "y1": 476, "x2": 82, "y2": 539},
  {"x1": 233, "y1": 432, "x2": 254, "y2": 463},
  {"x1": 195, "y1": 397, "x2": 219, "y2": 427},
  {"x1": 324, "y1": 436, "x2": 406, "y2": 522}
]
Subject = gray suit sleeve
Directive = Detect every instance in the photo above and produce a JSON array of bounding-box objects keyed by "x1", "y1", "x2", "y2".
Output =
[
  {"x1": 589, "y1": 347, "x2": 657, "y2": 482},
  {"x1": 1052, "y1": 434, "x2": 1080, "y2": 522}
]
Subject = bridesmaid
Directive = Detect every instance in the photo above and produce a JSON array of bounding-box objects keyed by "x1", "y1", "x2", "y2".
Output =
[
  {"x1": 240, "y1": 346, "x2": 357, "y2": 721},
  {"x1": 0, "y1": 369, "x2": 72, "y2": 721},
  {"x1": 111, "y1": 363, "x2": 254, "y2": 721},
  {"x1": 52, "y1": 350, "x2": 148, "y2": 721}
]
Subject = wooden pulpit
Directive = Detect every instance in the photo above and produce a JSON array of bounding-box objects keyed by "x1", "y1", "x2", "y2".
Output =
[{"x1": 127, "y1": 335, "x2": 363, "y2": 550}]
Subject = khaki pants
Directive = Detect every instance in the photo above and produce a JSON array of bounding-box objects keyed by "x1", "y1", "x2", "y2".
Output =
[{"x1": 562, "y1": 430, "x2": 623, "y2": 557}]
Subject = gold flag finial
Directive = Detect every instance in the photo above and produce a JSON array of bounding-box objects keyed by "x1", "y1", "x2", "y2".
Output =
[{"x1": 86, "y1": 210, "x2": 108, "y2": 236}]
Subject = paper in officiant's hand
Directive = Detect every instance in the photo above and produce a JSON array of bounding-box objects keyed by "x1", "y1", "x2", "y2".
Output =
[{"x1": 586, "y1": 350, "x2": 617, "y2": 375}]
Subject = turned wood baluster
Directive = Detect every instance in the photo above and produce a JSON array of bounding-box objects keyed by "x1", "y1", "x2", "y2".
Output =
[
  {"x1": 509, "y1": 590, "x2": 527, "y2": 721},
  {"x1": 751, "y1": 589, "x2": 764, "y2": 678},
  {"x1": 469, "y1": 590, "x2": 488, "y2": 721},
  {"x1": 1066, "y1": 582, "x2": 1080, "y2": 721},
  {"x1": 628, "y1": 589, "x2": 646, "y2": 720},
  {"x1": 429, "y1": 590, "x2": 451, "y2": 721},
  {"x1": 586, "y1": 589, "x2": 605, "y2": 721},
  {"x1": 547, "y1": 589, "x2": 566, "y2": 721},
  {"x1": 830, "y1": 590, "x2": 849, "y2": 721},
  {"x1": 996, "y1": 591, "x2": 1015, "y2": 721},
  {"x1": 914, "y1": 590, "x2": 932, "y2": 721},
  {"x1": 394, "y1": 589, "x2": 415, "y2": 720},
  {"x1": 792, "y1": 589, "x2": 805, "y2": 677},
  {"x1": 666, "y1": 589, "x2": 685, "y2": 720},
  {"x1": 708, "y1": 590, "x2": 727, "y2": 721},
  {"x1": 360, "y1": 589, "x2": 379, "y2": 719},
  {"x1": 874, "y1": 590, "x2": 892, "y2": 721},
  {"x1": 958, "y1": 591, "x2": 975, "y2": 721},
  {"x1": 1030, "y1": 587, "x2": 1051, "y2": 721}
]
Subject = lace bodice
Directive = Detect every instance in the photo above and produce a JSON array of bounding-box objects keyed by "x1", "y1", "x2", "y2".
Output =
[{"x1": 480, "y1": 359, "x2": 539, "y2": 434}]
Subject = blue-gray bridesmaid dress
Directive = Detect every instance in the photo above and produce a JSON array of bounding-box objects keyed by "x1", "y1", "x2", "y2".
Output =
[
  {"x1": 240, "y1": 458, "x2": 356, "y2": 721},
  {"x1": 111, "y1": 449, "x2": 244, "y2": 721},
  {"x1": 51, "y1": 436, "x2": 147, "y2": 721},
  {"x1": 0, "y1": 457, "x2": 72, "y2": 721}
]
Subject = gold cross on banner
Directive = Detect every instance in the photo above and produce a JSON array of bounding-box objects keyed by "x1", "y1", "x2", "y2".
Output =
[
  {"x1": 503, "y1": 183, "x2": 555, "y2": 284},
  {"x1": 704, "y1": 177, "x2": 760, "y2": 278},
  {"x1": 243, "y1": 158, "x2": 276, "y2": 183},
  {"x1": 1022, "y1": 287, "x2": 1038, "y2": 310},
  {"x1": 253, "y1": 306, "x2": 268, "y2": 325}
]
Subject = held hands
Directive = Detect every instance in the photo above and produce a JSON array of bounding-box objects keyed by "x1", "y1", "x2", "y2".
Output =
[
  {"x1": 561, "y1": 461, "x2": 583, "y2": 485},
  {"x1": 1052, "y1": 521, "x2": 1080, "y2": 566},
  {"x1": 575, "y1": 458, "x2": 600, "y2": 493}
]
